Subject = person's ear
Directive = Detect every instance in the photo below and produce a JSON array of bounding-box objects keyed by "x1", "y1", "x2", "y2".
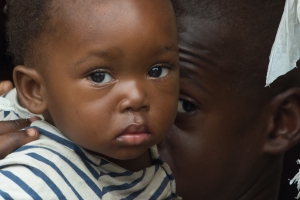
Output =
[
  {"x1": 263, "y1": 88, "x2": 300, "y2": 154},
  {"x1": 13, "y1": 65, "x2": 47, "y2": 114}
]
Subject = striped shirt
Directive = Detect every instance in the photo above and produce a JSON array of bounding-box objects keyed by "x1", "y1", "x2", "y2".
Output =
[{"x1": 0, "y1": 89, "x2": 180, "y2": 200}]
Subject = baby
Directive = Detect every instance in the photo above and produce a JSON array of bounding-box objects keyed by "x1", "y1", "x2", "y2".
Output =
[{"x1": 0, "y1": 0, "x2": 180, "y2": 199}]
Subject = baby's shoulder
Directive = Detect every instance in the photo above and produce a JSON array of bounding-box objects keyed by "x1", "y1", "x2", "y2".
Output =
[{"x1": 0, "y1": 135, "x2": 93, "y2": 200}]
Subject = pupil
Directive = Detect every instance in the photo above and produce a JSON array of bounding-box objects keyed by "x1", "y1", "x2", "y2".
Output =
[
  {"x1": 91, "y1": 72, "x2": 105, "y2": 82},
  {"x1": 149, "y1": 67, "x2": 162, "y2": 77},
  {"x1": 183, "y1": 101, "x2": 196, "y2": 112}
]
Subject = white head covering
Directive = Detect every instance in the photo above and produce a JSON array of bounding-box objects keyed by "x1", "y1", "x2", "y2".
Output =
[
  {"x1": 298, "y1": 0, "x2": 300, "y2": 21},
  {"x1": 278, "y1": 1, "x2": 300, "y2": 197},
  {"x1": 291, "y1": 159, "x2": 300, "y2": 199},
  {"x1": 265, "y1": 0, "x2": 300, "y2": 86}
]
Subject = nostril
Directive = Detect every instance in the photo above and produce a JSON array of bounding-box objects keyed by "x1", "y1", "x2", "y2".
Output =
[
  {"x1": 141, "y1": 104, "x2": 149, "y2": 111},
  {"x1": 124, "y1": 104, "x2": 149, "y2": 113}
]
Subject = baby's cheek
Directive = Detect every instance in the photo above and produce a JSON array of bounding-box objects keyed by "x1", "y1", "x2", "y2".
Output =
[{"x1": 152, "y1": 98, "x2": 178, "y2": 136}]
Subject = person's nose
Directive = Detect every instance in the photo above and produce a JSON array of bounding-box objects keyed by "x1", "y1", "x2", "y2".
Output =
[{"x1": 117, "y1": 80, "x2": 149, "y2": 113}]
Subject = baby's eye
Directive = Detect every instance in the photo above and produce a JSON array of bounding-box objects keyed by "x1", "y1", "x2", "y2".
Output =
[
  {"x1": 177, "y1": 99, "x2": 196, "y2": 113},
  {"x1": 147, "y1": 66, "x2": 169, "y2": 78},
  {"x1": 89, "y1": 71, "x2": 112, "y2": 83}
]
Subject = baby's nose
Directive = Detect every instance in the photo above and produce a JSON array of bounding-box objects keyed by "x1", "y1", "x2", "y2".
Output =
[{"x1": 117, "y1": 80, "x2": 150, "y2": 113}]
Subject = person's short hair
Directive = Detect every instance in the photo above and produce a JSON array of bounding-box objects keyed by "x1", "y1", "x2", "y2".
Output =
[{"x1": 5, "y1": 0, "x2": 55, "y2": 66}]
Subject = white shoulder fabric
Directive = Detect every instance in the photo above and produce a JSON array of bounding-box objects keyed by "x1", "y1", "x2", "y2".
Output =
[
  {"x1": 266, "y1": 0, "x2": 300, "y2": 86},
  {"x1": 0, "y1": 89, "x2": 44, "y2": 120},
  {"x1": 0, "y1": 97, "x2": 16, "y2": 112}
]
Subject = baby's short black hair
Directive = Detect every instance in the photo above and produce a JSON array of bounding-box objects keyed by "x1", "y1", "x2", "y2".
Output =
[{"x1": 5, "y1": 0, "x2": 55, "y2": 66}]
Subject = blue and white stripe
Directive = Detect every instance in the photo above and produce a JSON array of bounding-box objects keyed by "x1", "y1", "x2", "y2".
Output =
[{"x1": 0, "y1": 89, "x2": 180, "y2": 200}]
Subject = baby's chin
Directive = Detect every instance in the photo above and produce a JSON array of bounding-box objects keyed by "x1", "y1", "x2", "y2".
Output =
[
  {"x1": 87, "y1": 147, "x2": 153, "y2": 172},
  {"x1": 85, "y1": 144, "x2": 151, "y2": 161}
]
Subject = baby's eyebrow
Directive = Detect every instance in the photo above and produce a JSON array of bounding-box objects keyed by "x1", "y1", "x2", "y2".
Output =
[{"x1": 73, "y1": 48, "x2": 123, "y2": 68}]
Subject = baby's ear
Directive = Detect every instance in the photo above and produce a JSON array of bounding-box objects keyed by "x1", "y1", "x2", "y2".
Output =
[
  {"x1": 13, "y1": 65, "x2": 47, "y2": 114},
  {"x1": 263, "y1": 88, "x2": 300, "y2": 154}
]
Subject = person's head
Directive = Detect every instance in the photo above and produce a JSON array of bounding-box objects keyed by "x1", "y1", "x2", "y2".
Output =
[
  {"x1": 6, "y1": 0, "x2": 179, "y2": 162},
  {"x1": 158, "y1": 0, "x2": 300, "y2": 199}
]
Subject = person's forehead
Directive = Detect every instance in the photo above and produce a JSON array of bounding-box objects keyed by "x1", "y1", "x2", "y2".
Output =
[
  {"x1": 177, "y1": 0, "x2": 285, "y2": 72},
  {"x1": 43, "y1": 0, "x2": 176, "y2": 50},
  {"x1": 177, "y1": 12, "x2": 277, "y2": 111},
  {"x1": 179, "y1": 15, "x2": 248, "y2": 56},
  {"x1": 178, "y1": 13, "x2": 270, "y2": 79},
  {"x1": 177, "y1": 14, "x2": 262, "y2": 105},
  {"x1": 178, "y1": 16, "x2": 241, "y2": 81},
  {"x1": 55, "y1": 0, "x2": 174, "y2": 17},
  {"x1": 51, "y1": 0, "x2": 176, "y2": 38}
]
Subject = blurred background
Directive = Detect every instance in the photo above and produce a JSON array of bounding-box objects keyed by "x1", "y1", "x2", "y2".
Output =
[{"x1": 0, "y1": 0, "x2": 13, "y2": 82}]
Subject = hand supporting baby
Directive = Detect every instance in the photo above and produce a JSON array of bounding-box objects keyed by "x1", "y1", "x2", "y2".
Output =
[
  {"x1": 0, "y1": 80, "x2": 13, "y2": 95},
  {"x1": 0, "y1": 82, "x2": 39, "y2": 159}
]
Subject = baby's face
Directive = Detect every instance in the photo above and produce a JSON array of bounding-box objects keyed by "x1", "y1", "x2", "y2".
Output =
[{"x1": 38, "y1": 0, "x2": 179, "y2": 160}]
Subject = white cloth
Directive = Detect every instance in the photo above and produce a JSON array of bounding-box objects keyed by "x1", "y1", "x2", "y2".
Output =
[
  {"x1": 0, "y1": 89, "x2": 180, "y2": 200},
  {"x1": 266, "y1": 0, "x2": 300, "y2": 86},
  {"x1": 290, "y1": 160, "x2": 300, "y2": 199}
]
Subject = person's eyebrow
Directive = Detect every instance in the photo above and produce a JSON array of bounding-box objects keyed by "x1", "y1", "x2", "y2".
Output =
[
  {"x1": 179, "y1": 43, "x2": 223, "y2": 71},
  {"x1": 73, "y1": 48, "x2": 123, "y2": 68},
  {"x1": 73, "y1": 44, "x2": 178, "y2": 69},
  {"x1": 179, "y1": 66, "x2": 213, "y2": 95}
]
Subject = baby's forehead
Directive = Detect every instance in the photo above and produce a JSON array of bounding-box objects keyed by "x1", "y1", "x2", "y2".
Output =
[
  {"x1": 6, "y1": 0, "x2": 178, "y2": 69},
  {"x1": 50, "y1": 0, "x2": 175, "y2": 33},
  {"x1": 34, "y1": 0, "x2": 177, "y2": 58}
]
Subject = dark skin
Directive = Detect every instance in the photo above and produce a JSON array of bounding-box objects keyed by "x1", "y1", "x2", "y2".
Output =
[
  {"x1": 159, "y1": 18, "x2": 281, "y2": 199},
  {"x1": 158, "y1": 1, "x2": 300, "y2": 199},
  {"x1": 1, "y1": 0, "x2": 300, "y2": 199},
  {"x1": 8, "y1": 0, "x2": 180, "y2": 172}
]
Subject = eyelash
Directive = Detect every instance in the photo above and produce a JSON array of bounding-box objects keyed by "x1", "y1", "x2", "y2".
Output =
[
  {"x1": 154, "y1": 62, "x2": 174, "y2": 69},
  {"x1": 86, "y1": 62, "x2": 174, "y2": 83},
  {"x1": 148, "y1": 62, "x2": 174, "y2": 77},
  {"x1": 86, "y1": 68, "x2": 114, "y2": 85}
]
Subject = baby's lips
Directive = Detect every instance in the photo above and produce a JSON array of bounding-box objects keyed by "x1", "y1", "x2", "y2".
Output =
[
  {"x1": 116, "y1": 124, "x2": 151, "y2": 146},
  {"x1": 119, "y1": 123, "x2": 149, "y2": 136}
]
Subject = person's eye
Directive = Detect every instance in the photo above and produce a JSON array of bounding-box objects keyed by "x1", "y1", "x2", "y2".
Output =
[
  {"x1": 89, "y1": 71, "x2": 113, "y2": 83},
  {"x1": 177, "y1": 99, "x2": 196, "y2": 113},
  {"x1": 147, "y1": 63, "x2": 171, "y2": 78}
]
